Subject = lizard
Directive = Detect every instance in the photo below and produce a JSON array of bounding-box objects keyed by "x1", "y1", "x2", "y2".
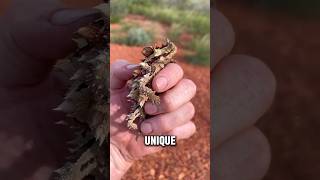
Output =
[{"x1": 126, "y1": 38, "x2": 178, "y2": 131}]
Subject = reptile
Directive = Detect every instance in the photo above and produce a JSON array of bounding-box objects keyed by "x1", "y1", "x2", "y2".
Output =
[{"x1": 126, "y1": 39, "x2": 177, "y2": 131}]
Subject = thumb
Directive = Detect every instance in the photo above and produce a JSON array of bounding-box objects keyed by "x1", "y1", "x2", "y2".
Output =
[
  {"x1": 0, "y1": 0, "x2": 104, "y2": 87},
  {"x1": 110, "y1": 60, "x2": 138, "y2": 90}
]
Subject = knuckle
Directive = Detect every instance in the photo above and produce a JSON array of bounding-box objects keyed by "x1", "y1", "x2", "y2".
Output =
[
  {"x1": 173, "y1": 63, "x2": 184, "y2": 76},
  {"x1": 246, "y1": 128, "x2": 271, "y2": 174},
  {"x1": 111, "y1": 60, "x2": 127, "y2": 75},
  {"x1": 190, "y1": 122, "x2": 197, "y2": 134},
  {"x1": 112, "y1": 59, "x2": 127, "y2": 69},
  {"x1": 162, "y1": 94, "x2": 176, "y2": 112},
  {"x1": 158, "y1": 116, "x2": 171, "y2": 132},
  {"x1": 182, "y1": 79, "x2": 197, "y2": 94},
  {"x1": 180, "y1": 102, "x2": 195, "y2": 121},
  {"x1": 187, "y1": 103, "x2": 196, "y2": 118}
]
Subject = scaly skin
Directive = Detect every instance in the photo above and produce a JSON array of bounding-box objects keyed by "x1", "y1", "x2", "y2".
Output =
[{"x1": 126, "y1": 39, "x2": 177, "y2": 130}]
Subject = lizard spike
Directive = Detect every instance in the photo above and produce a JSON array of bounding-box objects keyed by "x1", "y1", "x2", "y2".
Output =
[{"x1": 125, "y1": 39, "x2": 177, "y2": 131}]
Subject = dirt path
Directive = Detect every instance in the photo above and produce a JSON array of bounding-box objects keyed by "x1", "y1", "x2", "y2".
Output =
[{"x1": 111, "y1": 43, "x2": 211, "y2": 179}]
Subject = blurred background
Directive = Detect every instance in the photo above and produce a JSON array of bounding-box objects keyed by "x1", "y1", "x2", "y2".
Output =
[
  {"x1": 111, "y1": 0, "x2": 210, "y2": 66},
  {"x1": 216, "y1": 0, "x2": 320, "y2": 179},
  {"x1": 110, "y1": 0, "x2": 210, "y2": 179}
]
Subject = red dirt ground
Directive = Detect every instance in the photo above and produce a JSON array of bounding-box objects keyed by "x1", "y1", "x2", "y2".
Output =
[
  {"x1": 218, "y1": 2, "x2": 320, "y2": 180},
  {"x1": 111, "y1": 44, "x2": 211, "y2": 180}
]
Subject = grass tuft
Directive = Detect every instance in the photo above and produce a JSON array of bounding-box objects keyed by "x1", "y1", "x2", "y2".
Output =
[
  {"x1": 128, "y1": 5, "x2": 209, "y2": 36},
  {"x1": 186, "y1": 34, "x2": 210, "y2": 66},
  {"x1": 112, "y1": 27, "x2": 154, "y2": 46},
  {"x1": 168, "y1": 23, "x2": 185, "y2": 42}
]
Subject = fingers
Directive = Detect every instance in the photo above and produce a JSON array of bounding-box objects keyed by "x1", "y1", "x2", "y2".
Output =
[
  {"x1": 127, "y1": 102, "x2": 196, "y2": 159},
  {"x1": 111, "y1": 61, "x2": 184, "y2": 91},
  {"x1": 152, "y1": 63, "x2": 184, "y2": 93},
  {"x1": 110, "y1": 60, "x2": 138, "y2": 90},
  {"x1": 212, "y1": 9, "x2": 235, "y2": 69},
  {"x1": 141, "y1": 102, "x2": 195, "y2": 134},
  {"x1": 125, "y1": 64, "x2": 196, "y2": 159},
  {"x1": 0, "y1": 1, "x2": 103, "y2": 87},
  {"x1": 212, "y1": 55, "x2": 276, "y2": 147},
  {"x1": 145, "y1": 79, "x2": 197, "y2": 115},
  {"x1": 213, "y1": 127, "x2": 271, "y2": 180},
  {"x1": 166, "y1": 121, "x2": 196, "y2": 139},
  {"x1": 129, "y1": 121, "x2": 196, "y2": 159}
]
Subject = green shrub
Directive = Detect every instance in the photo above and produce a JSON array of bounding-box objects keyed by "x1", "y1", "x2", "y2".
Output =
[
  {"x1": 147, "y1": 0, "x2": 210, "y2": 13},
  {"x1": 128, "y1": 5, "x2": 210, "y2": 36},
  {"x1": 112, "y1": 27, "x2": 154, "y2": 46},
  {"x1": 126, "y1": 27, "x2": 153, "y2": 45},
  {"x1": 168, "y1": 23, "x2": 185, "y2": 41},
  {"x1": 127, "y1": 0, "x2": 153, "y2": 7},
  {"x1": 110, "y1": 0, "x2": 130, "y2": 23},
  {"x1": 120, "y1": 22, "x2": 139, "y2": 31},
  {"x1": 186, "y1": 34, "x2": 210, "y2": 65}
]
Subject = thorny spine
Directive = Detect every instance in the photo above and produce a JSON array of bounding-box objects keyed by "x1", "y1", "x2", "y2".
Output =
[{"x1": 126, "y1": 39, "x2": 177, "y2": 131}]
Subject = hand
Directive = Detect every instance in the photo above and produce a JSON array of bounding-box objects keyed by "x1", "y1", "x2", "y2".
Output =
[
  {"x1": 0, "y1": 0, "x2": 102, "y2": 179},
  {"x1": 110, "y1": 60, "x2": 197, "y2": 179},
  {"x1": 212, "y1": 10, "x2": 276, "y2": 180}
]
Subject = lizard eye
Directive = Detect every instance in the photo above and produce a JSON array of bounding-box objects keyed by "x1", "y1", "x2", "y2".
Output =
[{"x1": 142, "y1": 46, "x2": 154, "y2": 57}]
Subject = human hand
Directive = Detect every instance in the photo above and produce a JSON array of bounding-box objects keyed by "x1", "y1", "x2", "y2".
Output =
[
  {"x1": 212, "y1": 10, "x2": 276, "y2": 180},
  {"x1": 110, "y1": 60, "x2": 197, "y2": 179},
  {"x1": 0, "y1": 0, "x2": 102, "y2": 179},
  {"x1": 0, "y1": 0, "x2": 102, "y2": 87}
]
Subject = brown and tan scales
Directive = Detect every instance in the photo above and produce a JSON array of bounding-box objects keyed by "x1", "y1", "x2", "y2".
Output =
[{"x1": 126, "y1": 39, "x2": 177, "y2": 130}]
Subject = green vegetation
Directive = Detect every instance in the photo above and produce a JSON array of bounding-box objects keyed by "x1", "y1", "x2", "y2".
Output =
[
  {"x1": 186, "y1": 34, "x2": 210, "y2": 66},
  {"x1": 125, "y1": 28, "x2": 154, "y2": 45},
  {"x1": 111, "y1": 0, "x2": 210, "y2": 65},
  {"x1": 128, "y1": 5, "x2": 209, "y2": 36},
  {"x1": 168, "y1": 23, "x2": 185, "y2": 42},
  {"x1": 112, "y1": 26, "x2": 154, "y2": 46},
  {"x1": 110, "y1": 0, "x2": 129, "y2": 23},
  {"x1": 128, "y1": 0, "x2": 210, "y2": 13}
]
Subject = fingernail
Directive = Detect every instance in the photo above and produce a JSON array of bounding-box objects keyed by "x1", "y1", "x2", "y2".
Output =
[
  {"x1": 126, "y1": 64, "x2": 139, "y2": 70},
  {"x1": 141, "y1": 123, "x2": 153, "y2": 134},
  {"x1": 156, "y1": 77, "x2": 168, "y2": 91},
  {"x1": 145, "y1": 102, "x2": 158, "y2": 114},
  {"x1": 51, "y1": 9, "x2": 102, "y2": 25}
]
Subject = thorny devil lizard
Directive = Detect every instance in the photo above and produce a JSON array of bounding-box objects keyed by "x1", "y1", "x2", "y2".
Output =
[{"x1": 126, "y1": 39, "x2": 177, "y2": 131}]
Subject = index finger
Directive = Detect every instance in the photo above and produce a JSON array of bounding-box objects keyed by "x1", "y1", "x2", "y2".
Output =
[{"x1": 152, "y1": 63, "x2": 184, "y2": 93}]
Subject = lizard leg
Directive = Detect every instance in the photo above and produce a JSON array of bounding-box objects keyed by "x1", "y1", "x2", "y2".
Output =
[
  {"x1": 127, "y1": 108, "x2": 141, "y2": 130},
  {"x1": 140, "y1": 86, "x2": 160, "y2": 105}
]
